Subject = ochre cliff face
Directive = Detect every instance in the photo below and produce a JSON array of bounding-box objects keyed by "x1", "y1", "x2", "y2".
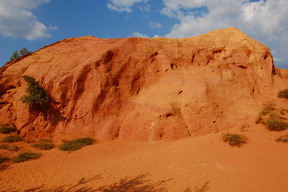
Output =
[{"x1": 0, "y1": 27, "x2": 287, "y2": 140}]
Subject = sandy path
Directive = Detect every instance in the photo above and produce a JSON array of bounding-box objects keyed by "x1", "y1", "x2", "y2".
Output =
[{"x1": 1, "y1": 125, "x2": 288, "y2": 192}]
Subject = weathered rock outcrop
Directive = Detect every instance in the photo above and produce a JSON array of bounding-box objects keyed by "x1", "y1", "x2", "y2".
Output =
[{"x1": 0, "y1": 27, "x2": 287, "y2": 140}]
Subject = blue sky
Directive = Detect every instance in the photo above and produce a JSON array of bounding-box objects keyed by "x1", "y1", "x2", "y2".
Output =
[{"x1": 0, "y1": 0, "x2": 287, "y2": 68}]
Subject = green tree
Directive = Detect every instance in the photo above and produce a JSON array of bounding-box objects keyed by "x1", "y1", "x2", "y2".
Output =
[
  {"x1": 19, "y1": 48, "x2": 31, "y2": 56},
  {"x1": 10, "y1": 50, "x2": 19, "y2": 61},
  {"x1": 20, "y1": 75, "x2": 50, "y2": 111}
]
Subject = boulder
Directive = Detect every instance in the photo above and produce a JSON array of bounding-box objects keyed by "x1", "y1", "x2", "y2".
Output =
[{"x1": 0, "y1": 27, "x2": 287, "y2": 140}]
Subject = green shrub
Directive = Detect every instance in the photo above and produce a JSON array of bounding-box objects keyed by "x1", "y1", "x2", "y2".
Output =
[
  {"x1": 8, "y1": 145, "x2": 20, "y2": 152},
  {"x1": 0, "y1": 144, "x2": 9, "y2": 149},
  {"x1": 260, "y1": 105, "x2": 275, "y2": 116},
  {"x1": 276, "y1": 135, "x2": 288, "y2": 143},
  {"x1": 0, "y1": 156, "x2": 9, "y2": 164},
  {"x1": 265, "y1": 118, "x2": 288, "y2": 131},
  {"x1": 32, "y1": 140, "x2": 55, "y2": 150},
  {"x1": 19, "y1": 48, "x2": 31, "y2": 56},
  {"x1": 10, "y1": 50, "x2": 19, "y2": 61},
  {"x1": 256, "y1": 105, "x2": 276, "y2": 124},
  {"x1": 9, "y1": 48, "x2": 31, "y2": 61},
  {"x1": 0, "y1": 125, "x2": 17, "y2": 134},
  {"x1": 222, "y1": 133, "x2": 248, "y2": 147},
  {"x1": 20, "y1": 75, "x2": 50, "y2": 111},
  {"x1": 59, "y1": 137, "x2": 94, "y2": 151},
  {"x1": 10, "y1": 152, "x2": 41, "y2": 163},
  {"x1": 0, "y1": 144, "x2": 20, "y2": 151},
  {"x1": 278, "y1": 89, "x2": 288, "y2": 99},
  {"x1": 2, "y1": 135, "x2": 23, "y2": 143}
]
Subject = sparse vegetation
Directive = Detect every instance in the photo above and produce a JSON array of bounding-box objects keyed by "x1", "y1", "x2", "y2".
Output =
[
  {"x1": 256, "y1": 104, "x2": 288, "y2": 131},
  {"x1": 0, "y1": 144, "x2": 20, "y2": 151},
  {"x1": 240, "y1": 125, "x2": 249, "y2": 132},
  {"x1": 9, "y1": 48, "x2": 31, "y2": 61},
  {"x1": 59, "y1": 137, "x2": 94, "y2": 151},
  {"x1": 0, "y1": 156, "x2": 9, "y2": 164},
  {"x1": 8, "y1": 145, "x2": 20, "y2": 152},
  {"x1": 10, "y1": 152, "x2": 41, "y2": 163},
  {"x1": 260, "y1": 105, "x2": 275, "y2": 116},
  {"x1": 2, "y1": 135, "x2": 23, "y2": 143},
  {"x1": 20, "y1": 75, "x2": 50, "y2": 111},
  {"x1": 276, "y1": 134, "x2": 288, "y2": 143},
  {"x1": 222, "y1": 133, "x2": 248, "y2": 147},
  {"x1": 19, "y1": 48, "x2": 31, "y2": 56},
  {"x1": 32, "y1": 140, "x2": 55, "y2": 150},
  {"x1": 256, "y1": 104, "x2": 276, "y2": 124},
  {"x1": 278, "y1": 89, "x2": 288, "y2": 99},
  {"x1": 0, "y1": 124, "x2": 17, "y2": 134},
  {"x1": 265, "y1": 118, "x2": 288, "y2": 131},
  {"x1": 10, "y1": 50, "x2": 19, "y2": 61},
  {"x1": 0, "y1": 144, "x2": 9, "y2": 150}
]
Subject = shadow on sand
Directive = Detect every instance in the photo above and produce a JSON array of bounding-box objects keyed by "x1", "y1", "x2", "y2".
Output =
[
  {"x1": 22, "y1": 174, "x2": 168, "y2": 192},
  {"x1": 183, "y1": 181, "x2": 210, "y2": 192},
  {"x1": 8, "y1": 174, "x2": 209, "y2": 192}
]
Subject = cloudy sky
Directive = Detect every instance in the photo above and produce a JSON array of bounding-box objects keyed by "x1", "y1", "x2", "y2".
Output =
[{"x1": 0, "y1": 0, "x2": 287, "y2": 68}]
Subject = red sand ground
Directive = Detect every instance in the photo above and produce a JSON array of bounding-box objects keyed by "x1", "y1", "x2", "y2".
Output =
[{"x1": 1, "y1": 124, "x2": 288, "y2": 192}]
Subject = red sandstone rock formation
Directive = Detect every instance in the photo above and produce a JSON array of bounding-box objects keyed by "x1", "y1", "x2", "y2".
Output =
[{"x1": 0, "y1": 27, "x2": 287, "y2": 140}]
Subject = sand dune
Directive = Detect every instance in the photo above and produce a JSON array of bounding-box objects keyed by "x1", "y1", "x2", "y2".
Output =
[{"x1": 1, "y1": 124, "x2": 287, "y2": 192}]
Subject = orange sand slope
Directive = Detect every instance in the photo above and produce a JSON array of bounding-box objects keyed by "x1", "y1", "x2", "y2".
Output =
[{"x1": 1, "y1": 125, "x2": 288, "y2": 192}]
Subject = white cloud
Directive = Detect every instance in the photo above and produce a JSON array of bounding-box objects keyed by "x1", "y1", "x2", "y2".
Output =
[
  {"x1": 107, "y1": 0, "x2": 148, "y2": 12},
  {"x1": 133, "y1": 32, "x2": 149, "y2": 38},
  {"x1": 138, "y1": 4, "x2": 150, "y2": 12},
  {"x1": 149, "y1": 22, "x2": 163, "y2": 29},
  {"x1": 0, "y1": 0, "x2": 56, "y2": 40},
  {"x1": 133, "y1": 32, "x2": 160, "y2": 38},
  {"x1": 161, "y1": 0, "x2": 288, "y2": 66}
]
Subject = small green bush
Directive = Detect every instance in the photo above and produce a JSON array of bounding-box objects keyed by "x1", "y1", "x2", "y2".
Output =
[
  {"x1": 260, "y1": 105, "x2": 275, "y2": 116},
  {"x1": 276, "y1": 135, "x2": 288, "y2": 143},
  {"x1": 0, "y1": 125, "x2": 17, "y2": 134},
  {"x1": 10, "y1": 50, "x2": 19, "y2": 61},
  {"x1": 19, "y1": 48, "x2": 31, "y2": 56},
  {"x1": 59, "y1": 137, "x2": 94, "y2": 151},
  {"x1": 20, "y1": 75, "x2": 50, "y2": 111},
  {"x1": 2, "y1": 135, "x2": 23, "y2": 143},
  {"x1": 0, "y1": 144, "x2": 20, "y2": 151},
  {"x1": 278, "y1": 89, "x2": 288, "y2": 99},
  {"x1": 265, "y1": 118, "x2": 288, "y2": 131},
  {"x1": 32, "y1": 140, "x2": 55, "y2": 150},
  {"x1": 0, "y1": 156, "x2": 9, "y2": 164},
  {"x1": 8, "y1": 145, "x2": 20, "y2": 152},
  {"x1": 10, "y1": 152, "x2": 41, "y2": 163},
  {"x1": 0, "y1": 144, "x2": 9, "y2": 150},
  {"x1": 222, "y1": 133, "x2": 248, "y2": 147},
  {"x1": 9, "y1": 48, "x2": 31, "y2": 61}
]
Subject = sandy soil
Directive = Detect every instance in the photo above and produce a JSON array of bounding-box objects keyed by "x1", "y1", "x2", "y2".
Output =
[{"x1": 0, "y1": 124, "x2": 288, "y2": 192}]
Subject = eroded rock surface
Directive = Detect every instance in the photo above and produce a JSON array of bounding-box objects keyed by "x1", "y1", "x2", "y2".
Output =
[{"x1": 0, "y1": 27, "x2": 287, "y2": 140}]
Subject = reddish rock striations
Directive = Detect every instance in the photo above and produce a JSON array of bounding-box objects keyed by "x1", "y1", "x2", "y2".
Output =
[{"x1": 0, "y1": 27, "x2": 287, "y2": 140}]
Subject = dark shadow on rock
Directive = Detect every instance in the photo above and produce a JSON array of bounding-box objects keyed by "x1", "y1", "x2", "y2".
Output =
[{"x1": 47, "y1": 105, "x2": 66, "y2": 128}]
